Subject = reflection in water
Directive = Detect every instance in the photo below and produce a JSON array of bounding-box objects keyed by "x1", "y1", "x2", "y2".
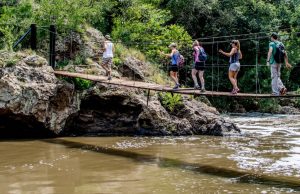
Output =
[
  {"x1": 0, "y1": 114, "x2": 299, "y2": 193},
  {"x1": 43, "y1": 138, "x2": 300, "y2": 191}
]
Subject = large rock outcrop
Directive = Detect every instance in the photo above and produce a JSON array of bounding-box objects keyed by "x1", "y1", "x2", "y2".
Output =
[
  {"x1": 0, "y1": 52, "x2": 78, "y2": 137},
  {"x1": 63, "y1": 85, "x2": 240, "y2": 136}
]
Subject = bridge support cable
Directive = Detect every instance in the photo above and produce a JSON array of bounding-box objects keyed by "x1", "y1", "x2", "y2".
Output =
[
  {"x1": 211, "y1": 37, "x2": 215, "y2": 95},
  {"x1": 216, "y1": 42, "x2": 220, "y2": 92},
  {"x1": 13, "y1": 26, "x2": 32, "y2": 50},
  {"x1": 255, "y1": 35, "x2": 259, "y2": 96}
]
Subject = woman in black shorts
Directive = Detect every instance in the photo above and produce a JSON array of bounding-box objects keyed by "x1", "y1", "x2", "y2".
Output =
[
  {"x1": 161, "y1": 43, "x2": 180, "y2": 89},
  {"x1": 192, "y1": 40, "x2": 206, "y2": 92}
]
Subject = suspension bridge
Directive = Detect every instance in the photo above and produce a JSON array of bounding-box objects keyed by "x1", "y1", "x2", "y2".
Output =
[{"x1": 54, "y1": 71, "x2": 300, "y2": 98}]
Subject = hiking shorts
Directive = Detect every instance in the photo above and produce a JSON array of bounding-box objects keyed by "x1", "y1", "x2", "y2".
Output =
[
  {"x1": 193, "y1": 61, "x2": 205, "y2": 71},
  {"x1": 169, "y1": 65, "x2": 178, "y2": 72},
  {"x1": 229, "y1": 62, "x2": 240, "y2": 72},
  {"x1": 102, "y1": 57, "x2": 113, "y2": 68}
]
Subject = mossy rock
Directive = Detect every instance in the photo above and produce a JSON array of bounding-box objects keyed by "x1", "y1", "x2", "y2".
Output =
[{"x1": 23, "y1": 55, "x2": 48, "y2": 67}]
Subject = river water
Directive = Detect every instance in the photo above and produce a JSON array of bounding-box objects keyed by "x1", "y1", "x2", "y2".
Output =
[{"x1": 0, "y1": 114, "x2": 299, "y2": 194}]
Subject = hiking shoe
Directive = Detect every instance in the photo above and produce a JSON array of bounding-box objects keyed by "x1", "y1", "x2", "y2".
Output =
[
  {"x1": 271, "y1": 92, "x2": 279, "y2": 96},
  {"x1": 108, "y1": 76, "x2": 112, "y2": 81},
  {"x1": 200, "y1": 88, "x2": 206, "y2": 93},
  {"x1": 173, "y1": 84, "x2": 180, "y2": 90},
  {"x1": 231, "y1": 89, "x2": 237, "y2": 95},
  {"x1": 280, "y1": 87, "x2": 287, "y2": 95},
  {"x1": 194, "y1": 85, "x2": 200, "y2": 89}
]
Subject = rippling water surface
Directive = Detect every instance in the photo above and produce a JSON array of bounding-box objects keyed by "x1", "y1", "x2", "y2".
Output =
[{"x1": 0, "y1": 114, "x2": 299, "y2": 193}]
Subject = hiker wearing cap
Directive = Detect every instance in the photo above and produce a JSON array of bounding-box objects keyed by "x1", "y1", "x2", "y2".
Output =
[
  {"x1": 267, "y1": 33, "x2": 292, "y2": 96},
  {"x1": 160, "y1": 43, "x2": 180, "y2": 89},
  {"x1": 101, "y1": 35, "x2": 114, "y2": 80},
  {"x1": 219, "y1": 40, "x2": 242, "y2": 94},
  {"x1": 192, "y1": 40, "x2": 206, "y2": 92}
]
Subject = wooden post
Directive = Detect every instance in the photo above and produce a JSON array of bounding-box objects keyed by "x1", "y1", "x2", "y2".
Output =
[
  {"x1": 30, "y1": 24, "x2": 37, "y2": 50},
  {"x1": 146, "y1": 89, "x2": 150, "y2": 106},
  {"x1": 49, "y1": 25, "x2": 56, "y2": 68}
]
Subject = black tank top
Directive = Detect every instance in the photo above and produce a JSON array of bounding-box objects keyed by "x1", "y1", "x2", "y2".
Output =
[{"x1": 230, "y1": 50, "x2": 239, "y2": 64}]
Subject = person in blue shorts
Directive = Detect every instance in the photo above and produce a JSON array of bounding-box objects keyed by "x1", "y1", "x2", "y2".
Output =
[{"x1": 219, "y1": 40, "x2": 242, "y2": 94}]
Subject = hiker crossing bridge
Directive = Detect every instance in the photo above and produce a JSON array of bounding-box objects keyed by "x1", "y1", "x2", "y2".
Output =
[{"x1": 54, "y1": 71, "x2": 300, "y2": 98}]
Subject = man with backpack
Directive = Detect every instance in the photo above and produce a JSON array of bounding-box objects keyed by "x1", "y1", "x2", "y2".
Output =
[{"x1": 267, "y1": 33, "x2": 292, "y2": 96}]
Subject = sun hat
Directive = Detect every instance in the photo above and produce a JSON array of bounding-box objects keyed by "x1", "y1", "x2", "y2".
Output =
[
  {"x1": 168, "y1": 42, "x2": 177, "y2": 48},
  {"x1": 105, "y1": 35, "x2": 112, "y2": 40}
]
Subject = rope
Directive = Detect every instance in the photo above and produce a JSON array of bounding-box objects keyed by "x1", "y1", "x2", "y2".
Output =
[
  {"x1": 258, "y1": 40, "x2": 261, "y2": 94},
  {"x1": 211, "y1": 38, "x2": 214, "y2": 94},
  {"x1": 34, "y1": 28, "x2": 298, "y2": 46},
  {"x1": 216, "y1": 42, "x2": 220, "y2": 92},
  {"x1": 255, "y1": 35, "x2": 259, "y2": 95},
  {"x1": 195, "y1": 27, "x2": 293, "y2": 41}
]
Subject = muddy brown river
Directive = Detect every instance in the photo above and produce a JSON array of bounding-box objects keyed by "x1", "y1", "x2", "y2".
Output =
[{"x1": 0, "y1": 114, "x2": 299, "y2": 193}]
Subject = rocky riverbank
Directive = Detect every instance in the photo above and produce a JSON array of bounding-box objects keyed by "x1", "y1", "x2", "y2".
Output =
[{"x1": 0, "y1": 51, "x2": 240, "y2": 138}]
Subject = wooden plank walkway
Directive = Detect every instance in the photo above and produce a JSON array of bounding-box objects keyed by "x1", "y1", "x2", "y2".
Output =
[{"x1": 54, "y1": 71, "x2": 300, "y2": 98}]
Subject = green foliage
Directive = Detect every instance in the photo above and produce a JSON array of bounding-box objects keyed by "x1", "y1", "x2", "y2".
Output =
[
  {"x1": 112, "y1": 57, "x2": 122, "y2": 68},
  {"x1": 63, "y1": 77, "x2": 93, "y2": 90},
  {"x1": 294, "y1": 88, "x2": 300, "y2": 108},
  {"x1": 159, "y1": 92, "x2": 184, "y2": 113},
  {"x1": 112, "y1": 0, "x2": 192, "y2": 60},
  {"x1": 33, "y1": 0, "x2": 114, "y2": 33},
  {"x1": 0, "y1": 0, "x2": 113, "y2": 50},
  {"x1": 0, "y1": 0, "x2": 34, "y2": 50},
  {"x1": 258, "y1": 99, "x2": 280, "y2": 113},
  {"x1": 6, "y1": 58, "x2": 18, "y2": 67},
  {"x1": 74, "y1": 55, "x2": 85, "y2": 66},
  {"x1": 56, "y1": 59, "x2": 69, "y2": 68},
  {"x1": 73, "y1": 78, "x2": 92, "y2": 90}
]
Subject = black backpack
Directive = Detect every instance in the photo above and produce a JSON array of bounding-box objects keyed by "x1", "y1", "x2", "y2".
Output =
[{"x1": 274, "y1": 42, "x2": 286, "y2": 64}]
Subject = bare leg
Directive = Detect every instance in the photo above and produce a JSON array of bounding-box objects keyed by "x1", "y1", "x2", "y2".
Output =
[
  {"x1": 234, "y1": 71, "x2": 239, "y2": 91},
  {"x1": 174, "y1": 72, "x2": 179, "y2": 85},
  {"x1": 229, "y1": 71, "x2": 238, "y2": 90},
  {"x1": 101, "y1": 63, "x2": 109, "y2": 73},
  {"x1": 191, "y1": 69, "x2": 199, "y2": 87},
  {"x1": 170, "y1": 71, "x2": 178, "y2": 85},
  {"x1": 198, "y1": 70, "x2": 205, "y2": 89},
  {"x1": 107, "y1": 65, "x2": 112, "y2": 77}
]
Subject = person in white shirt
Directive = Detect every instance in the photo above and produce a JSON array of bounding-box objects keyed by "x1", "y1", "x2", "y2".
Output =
[{"x1": 101, "y1": 35, "x2": 115, "y2": 80}]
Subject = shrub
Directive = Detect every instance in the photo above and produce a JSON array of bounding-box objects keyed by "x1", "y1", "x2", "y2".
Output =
[
  {"x1": 258, "y1": 99, "x2": 280, "y2": 113},
  {"x1": 63, "y1": 77, "x2": 93, "y2": 90},
  {"x1": 56, "y1": 59, "x2": 70, "y2": 68},
  {"x1": 159, "y1": 92, "x2": 184, "y2": 113}
]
